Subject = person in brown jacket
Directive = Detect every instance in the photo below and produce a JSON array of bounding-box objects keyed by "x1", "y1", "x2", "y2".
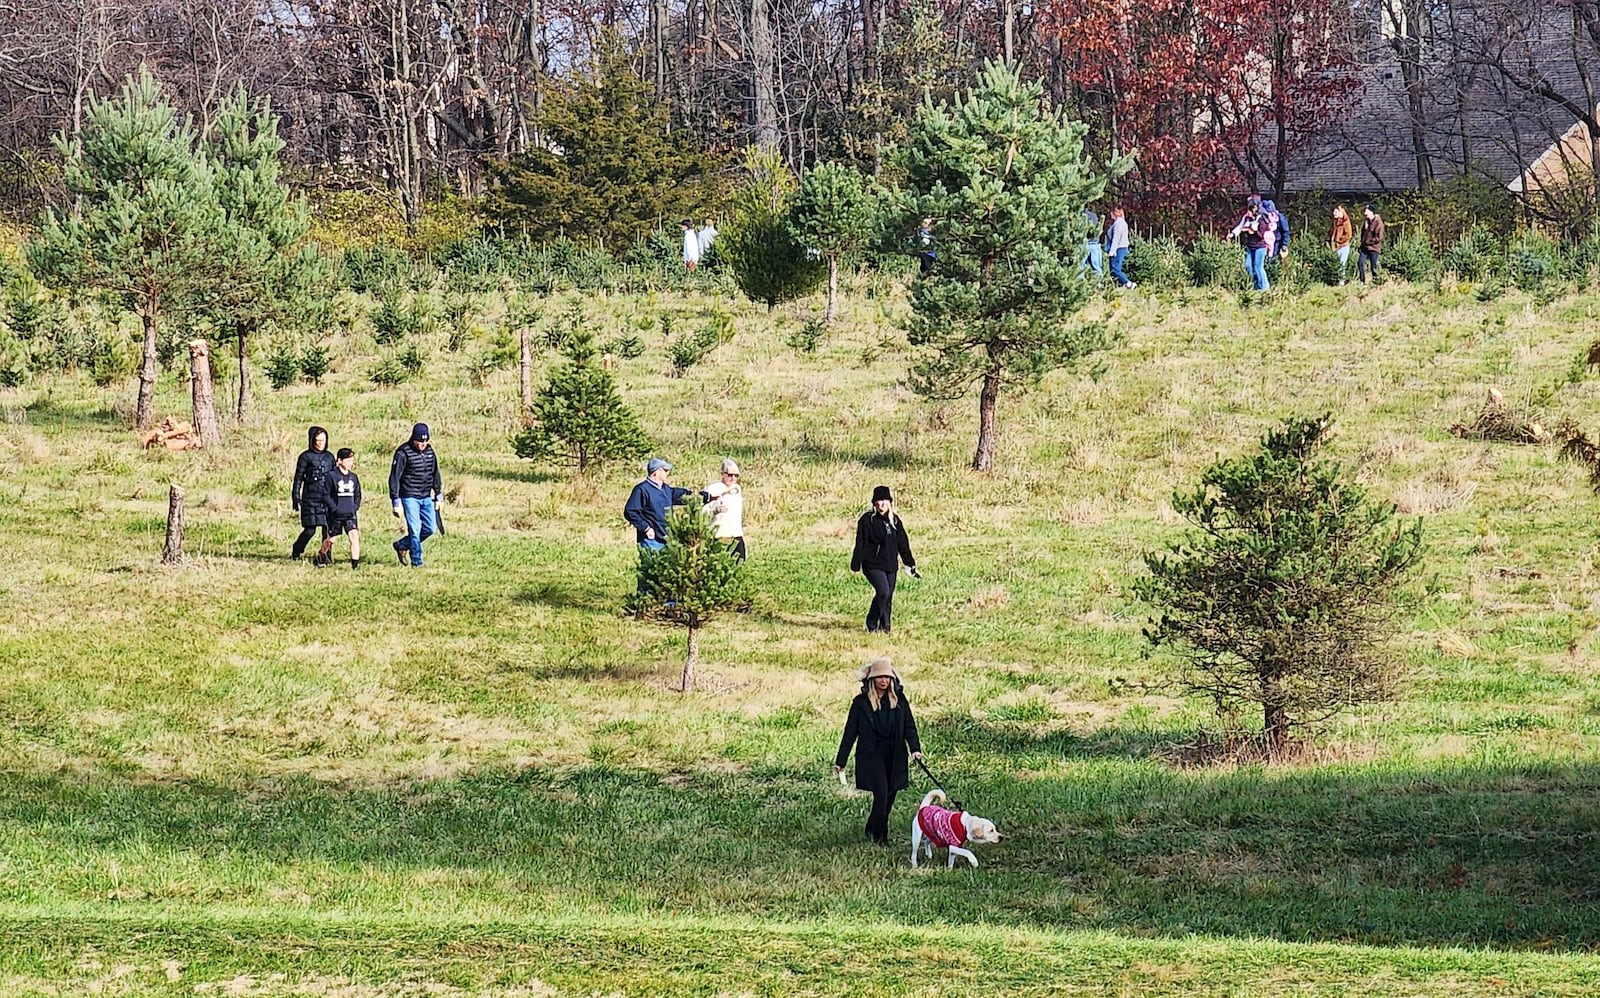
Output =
[
  {"x1": 1330, "y1": 205, "x2": 1353, "y2": 284},
  {"x1": 1358, "y1": 204, "x2": 1385, "y2": 284}
]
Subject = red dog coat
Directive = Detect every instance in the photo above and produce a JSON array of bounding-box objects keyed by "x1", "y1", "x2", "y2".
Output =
[{"x1": 917, "y1": 805, "x2": 968, "y2": 848}]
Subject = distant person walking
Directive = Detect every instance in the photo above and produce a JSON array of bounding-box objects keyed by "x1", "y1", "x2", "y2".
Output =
[
  {"x1": 389, "y1": 422, "x2": 442, "y2": 567},
  {"x1": 1082, "y1": 209, "x2": 1104, "y2": 278},
  {"x1": 916, "y1": 217, "x2": 936, "y2": 274},
  {"x1": 316, "y1": 447, "x2": 362, "y2": 569},
  {"x1": 1264, "y1": 199, "x2": 1290, "y2": 260},
  {"x1": 850, "y1": 485, "x2": 918, "y2": 634},
  {"x1": 681, "y1": 219, "x2": 701, "y2": 271},
  {"x1": 1330, "y1": 205, "x2": 1353, "y2": 284},
  {"x1": 701, "y1": 458, "x2": 746, "y2": 560},
  {"x1": 1106, "y1": 206, "x2": 1135, "y2": 289},
  {"x1": 697, "y1": 218, "x2": 718, "y2": 260},
  {"x1": 835, "y1": 657, "x2": 923, "y2": 846},
  {"x1": 1227, "y1": 195, "x2": 1272, "y2": 292},
  {"x1": 624, "y1": 457, "x2": 693, "y2": 553},
  {"x1": 290, "y1": 425, "x2": 335, "y2": 560},
  {"x1": 1358, "y1": 204, "x2": 1385, "y2": 284}
]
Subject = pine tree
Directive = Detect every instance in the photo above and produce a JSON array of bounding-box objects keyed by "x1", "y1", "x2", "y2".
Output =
[
  {"x1": 627, "y1": 506, "x2": 752, "y2": 692},
  {"x1": 511, "y1": 326, "x2": 650, "y2": 474},
  {"x1": 892, "y1": 61, "x2": 1130, "y2": 471},
  {"x1": 28, "y1": 69, "x2": 225, "y2": 431},
  {"x1": 485, "y1": 38, "x2": 721, "y2": 249},
  {"x1": 788, "y1": 162, "x2": 878, "y2": 322},
  {"x1": 719, "y1": 147, "x2": 826, "y2": 311},
  {"x1": 203, "y1": 86, "x2": 327, "y2": 423},
  {"x1": 1136, "y1": 416, "x2": 1424, "y2": 756}
]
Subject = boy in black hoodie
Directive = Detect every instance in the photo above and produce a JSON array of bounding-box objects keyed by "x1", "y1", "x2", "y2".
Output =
[
  {"x1": 291, "y1": 426, "x2": 335, "y2": 560},
  {"x1": 315, "y1": 448, "x2": 363, "y2": 569}
]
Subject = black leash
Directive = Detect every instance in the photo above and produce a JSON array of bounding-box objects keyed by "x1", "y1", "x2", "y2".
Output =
[{"x1": 915, "y1": 757, "x2": 963, "y2": 812}]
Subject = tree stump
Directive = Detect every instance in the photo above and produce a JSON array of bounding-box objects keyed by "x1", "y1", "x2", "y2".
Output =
[
  {"x1": 162, "y1": 484, "x2": 186, "y2": 565},
  {"x1": 189, "y1": 339, "x2": 221, "y2": 448},
  {"x1": 519, "y1": 328, "x2": 534, "y2": 417}
]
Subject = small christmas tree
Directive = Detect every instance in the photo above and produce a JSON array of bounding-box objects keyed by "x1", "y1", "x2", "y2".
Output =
[
  {"x1": 718, "y1": 147, "x2": 825, "y2": 311},
  {"x1": 1136, "y1": 416, "x2": 1424, "y2": 756},
  {"x1": 512, "y1": 326, "x2": 649, "y2": 474},
  {"x1": 627, "y1": 506, "x2": 752, "y2": 692},
  {"x1": 788, "y1": 162, "x2": 877, "y2": 322}
]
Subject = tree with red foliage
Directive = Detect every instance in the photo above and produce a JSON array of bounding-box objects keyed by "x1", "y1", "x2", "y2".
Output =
[{"x1": 1043, "y1": 0, "x2": 1357, "y2": 230}]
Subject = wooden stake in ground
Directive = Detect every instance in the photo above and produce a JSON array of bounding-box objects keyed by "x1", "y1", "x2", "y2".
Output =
[
  {"x1": 162, "y1": 484, "x2": 186, "y2": 565},
  {"x1": 519, "y1": 328, "x2": 535, "y2": 417},
  {"x1": 189, "y1": 339, "x2": 221, "y2": 447}
]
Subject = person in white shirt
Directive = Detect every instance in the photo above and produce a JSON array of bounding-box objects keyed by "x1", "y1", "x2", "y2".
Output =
[
  {"x1": 1105, "y1": 206, "x2": 1135, "y2": 289},
  {"x1": 701, "y1": 457, "x2": 745, "y2": 559},
  {"x1": 681, "y1": 219, "x2": 701, "y2": 271},
  {"x1": 697, "y1": 219, "x2": 717, "y2": 259}
]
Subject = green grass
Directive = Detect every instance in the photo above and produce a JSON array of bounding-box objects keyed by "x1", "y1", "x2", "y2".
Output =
[{"x1": 2, "y1": 276, "x2": 1600, "y2": 993}]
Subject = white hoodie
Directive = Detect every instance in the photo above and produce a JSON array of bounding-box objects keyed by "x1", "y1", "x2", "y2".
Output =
[{"x1": 702, "y1": 482, "x2": 743, "y2": 539}]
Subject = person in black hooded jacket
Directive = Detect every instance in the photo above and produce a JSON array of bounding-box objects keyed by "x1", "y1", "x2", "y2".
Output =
[
  {"x1": 835, "y1": 657, "x2": 922, "y2": 845},
  {"x1": 290, "y1": 426, "x2": 336, "y2": 559},
  {"x1": 850, "y1": 485, "x2": 918, "y2": 633}
]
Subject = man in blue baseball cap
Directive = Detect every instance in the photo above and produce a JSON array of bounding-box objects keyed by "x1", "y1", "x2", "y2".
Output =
[{"x1": 624, "y1": 456, "x2": 693, "y2": 554}]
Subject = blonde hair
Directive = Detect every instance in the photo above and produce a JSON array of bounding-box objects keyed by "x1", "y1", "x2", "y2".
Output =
[{"x1": 866, "y1": 681, "x2": 899, "y2": 710}]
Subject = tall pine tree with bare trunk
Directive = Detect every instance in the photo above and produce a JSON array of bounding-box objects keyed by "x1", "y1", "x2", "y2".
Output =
[
  {"x1": 29, "y1": 69, "x2": 223, "y2": 431},
  {"x1": 203, "y1": 86, "x2": 324, "y2": 424},
  {"x1": 788, "y1": 162, "x2": 877, "y2": 323},
  {"x1": 892, "y1": 61, "x2": 1128, "y2": 471}
]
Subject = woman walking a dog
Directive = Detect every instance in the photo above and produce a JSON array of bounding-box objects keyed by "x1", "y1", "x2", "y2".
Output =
[{"x1": 835, "y1": 658, "x2": 922, "y2": 845}]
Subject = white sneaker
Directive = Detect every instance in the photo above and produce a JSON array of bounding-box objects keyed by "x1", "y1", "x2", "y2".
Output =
[{"x1": 1125, "y1": 281, "x2": 1138, "y2": 289}]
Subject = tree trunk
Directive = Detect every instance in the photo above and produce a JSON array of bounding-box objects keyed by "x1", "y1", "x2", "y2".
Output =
[
  {"x1": 682, "y1": 625, "x2": 699, "y2": 692},
  {"x1": 189, "y1": 340, "x2": 222, "y2": 448},
  {"x1": 519, "y1": 328, "x2": 534, "y2": 415},
  {"x1": 136, "y1": 306, "x2": 159, "y2": 431},
  {"x1": 162, "y1": 484, "x2": 186, "y2": 566},
  {"x1": 1262, "y1": 675, "x2": 1289, "y2": 757},
  {"x1": 235, "y1": 328, "x2": 250, "y2": 423},
  {"x1": 826, "y1": 257, "x2": 839, "y2": 323},
  {"x1": 1002, "y1": 0, "x2": 1015, "y2": 64},
  {"x1": 750, "y1": 0, "x2": 779, "y2": 151},
  {"x1": 972, "y1": 370, "x2": 1000, "y2": 471}
]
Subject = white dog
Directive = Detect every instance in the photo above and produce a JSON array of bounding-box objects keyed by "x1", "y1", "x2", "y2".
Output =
[{"x1": 910, "y1": 788, "x2": 1002, "y2": 868}]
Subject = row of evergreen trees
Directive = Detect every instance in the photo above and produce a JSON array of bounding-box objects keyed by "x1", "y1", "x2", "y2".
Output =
[{"x1": 25, "y1": 70, "x2": 324, "y2": 430}]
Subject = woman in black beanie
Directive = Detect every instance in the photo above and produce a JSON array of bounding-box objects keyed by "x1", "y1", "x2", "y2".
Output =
[{"x1": 850, "y1": 485, "x2": 917, "y2": 633}]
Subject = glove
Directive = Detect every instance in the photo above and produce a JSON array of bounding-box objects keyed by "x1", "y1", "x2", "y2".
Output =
[
  {"x1": 292, "y1": 503, "x2": 299, "y2": 513},
  {"x1": 908, "y1": 566, "x2": 921, "y2": 579},
  {"x1": 392, "y1": 505, "x2": 402, "y2": 518}
]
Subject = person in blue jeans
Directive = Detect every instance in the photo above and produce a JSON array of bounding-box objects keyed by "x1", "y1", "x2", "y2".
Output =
[
  {"x1": 1105, "y1": 206, "x2": 1135, "y2": 288},
  {"x1": 1081, "y1": 209, "x2": 1104, "y2": 279},
  {"x1": 389, "y1": 422, "x2": 442, "y2": 567},
  {"x1": 1227, "y1": 195, "x2": 1272, "y2": 292}
]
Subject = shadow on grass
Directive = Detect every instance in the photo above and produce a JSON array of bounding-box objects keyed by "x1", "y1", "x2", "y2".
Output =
[
  {"x1": 2, "y1": 760, "x2": 1596, "y2": 951},
  {"x1": 923, "y1": 712, "x2": 1180, "y2": 762},
  {"x1": 19, "y1": 400, "x2": 126, "y2": 431},
  {"x1": 460, "y1": 464, "x2": 566, "y2": 485},
  {"x1": 515, "y1": 580, "x2": 623, "y2": 613}
]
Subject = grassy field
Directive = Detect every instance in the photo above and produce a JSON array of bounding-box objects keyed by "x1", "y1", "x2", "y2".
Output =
[{"x1": 2, "y1": 274, "x2": 1600, "y2": 995}]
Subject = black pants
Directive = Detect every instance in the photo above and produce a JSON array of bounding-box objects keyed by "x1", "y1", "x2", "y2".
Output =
[
  {"x1": 727, "y1": 537, "x2": 746, "y2": 561},
  {"x1": 291, "y1": 525, "x2": 326, "y2": 558},
  {"x1": 1357, "y1": 248, "x2": 1380, "y2": 282},
  {"x1": 866, "y1": 784, "x2": 899, "y2": 844},
  {"x1": 864, "y1": 568, "x2": 896, "y2": 633}
]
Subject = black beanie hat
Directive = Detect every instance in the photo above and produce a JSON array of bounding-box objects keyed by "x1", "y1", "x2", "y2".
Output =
[
  {"x1": 411, "y1": 422, "x2": 430, "y2": 441},
  {"x1": 872, "y1": 485, "x2": 893, "y2": 503}
]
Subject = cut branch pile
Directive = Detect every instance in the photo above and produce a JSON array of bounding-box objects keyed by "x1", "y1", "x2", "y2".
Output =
[
  {"x1": 1449, "y1": 387, "x2": 1547, "y2": 444},
  {"x1": 139, "y1": 416, "x2": 196, "y2": 450},
  {"x1": 1557, "y1": 419, "x2": 1600, "y2": 495}
]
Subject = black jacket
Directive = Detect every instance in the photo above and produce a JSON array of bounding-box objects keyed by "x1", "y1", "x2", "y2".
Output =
[
  {"x1": 292, "y1": 426, "x2": 335, "y2": 514},
  {"x1": 325, "y1": 469, "x2": 362, "y2": 518},
  {"x1": 850, "y1": 510, "x2": 915, "y2": 574},
  {"x1": 389, "y1": 441, "x2": 441, "y2": 500},
  {"x1": 835, "y1": 689, "x2": 921, "y2": 794}
]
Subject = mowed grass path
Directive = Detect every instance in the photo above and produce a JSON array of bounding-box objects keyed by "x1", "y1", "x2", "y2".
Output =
[{"x1": 2, "y1": 279, "x2": 1599, "y2": 994}]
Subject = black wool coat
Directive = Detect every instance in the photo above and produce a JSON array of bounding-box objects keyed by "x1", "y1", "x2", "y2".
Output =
[
  {"x1": 850, "y1": 511, "x2": 916, "y2": 574},
  {"x1": 835, "y1": 690, "x2": 922, "y2": 795}
]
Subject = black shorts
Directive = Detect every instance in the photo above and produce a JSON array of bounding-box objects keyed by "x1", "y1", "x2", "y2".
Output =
[{"x1": 328, "y1": 515, "x2": 359, "y2": 536}]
